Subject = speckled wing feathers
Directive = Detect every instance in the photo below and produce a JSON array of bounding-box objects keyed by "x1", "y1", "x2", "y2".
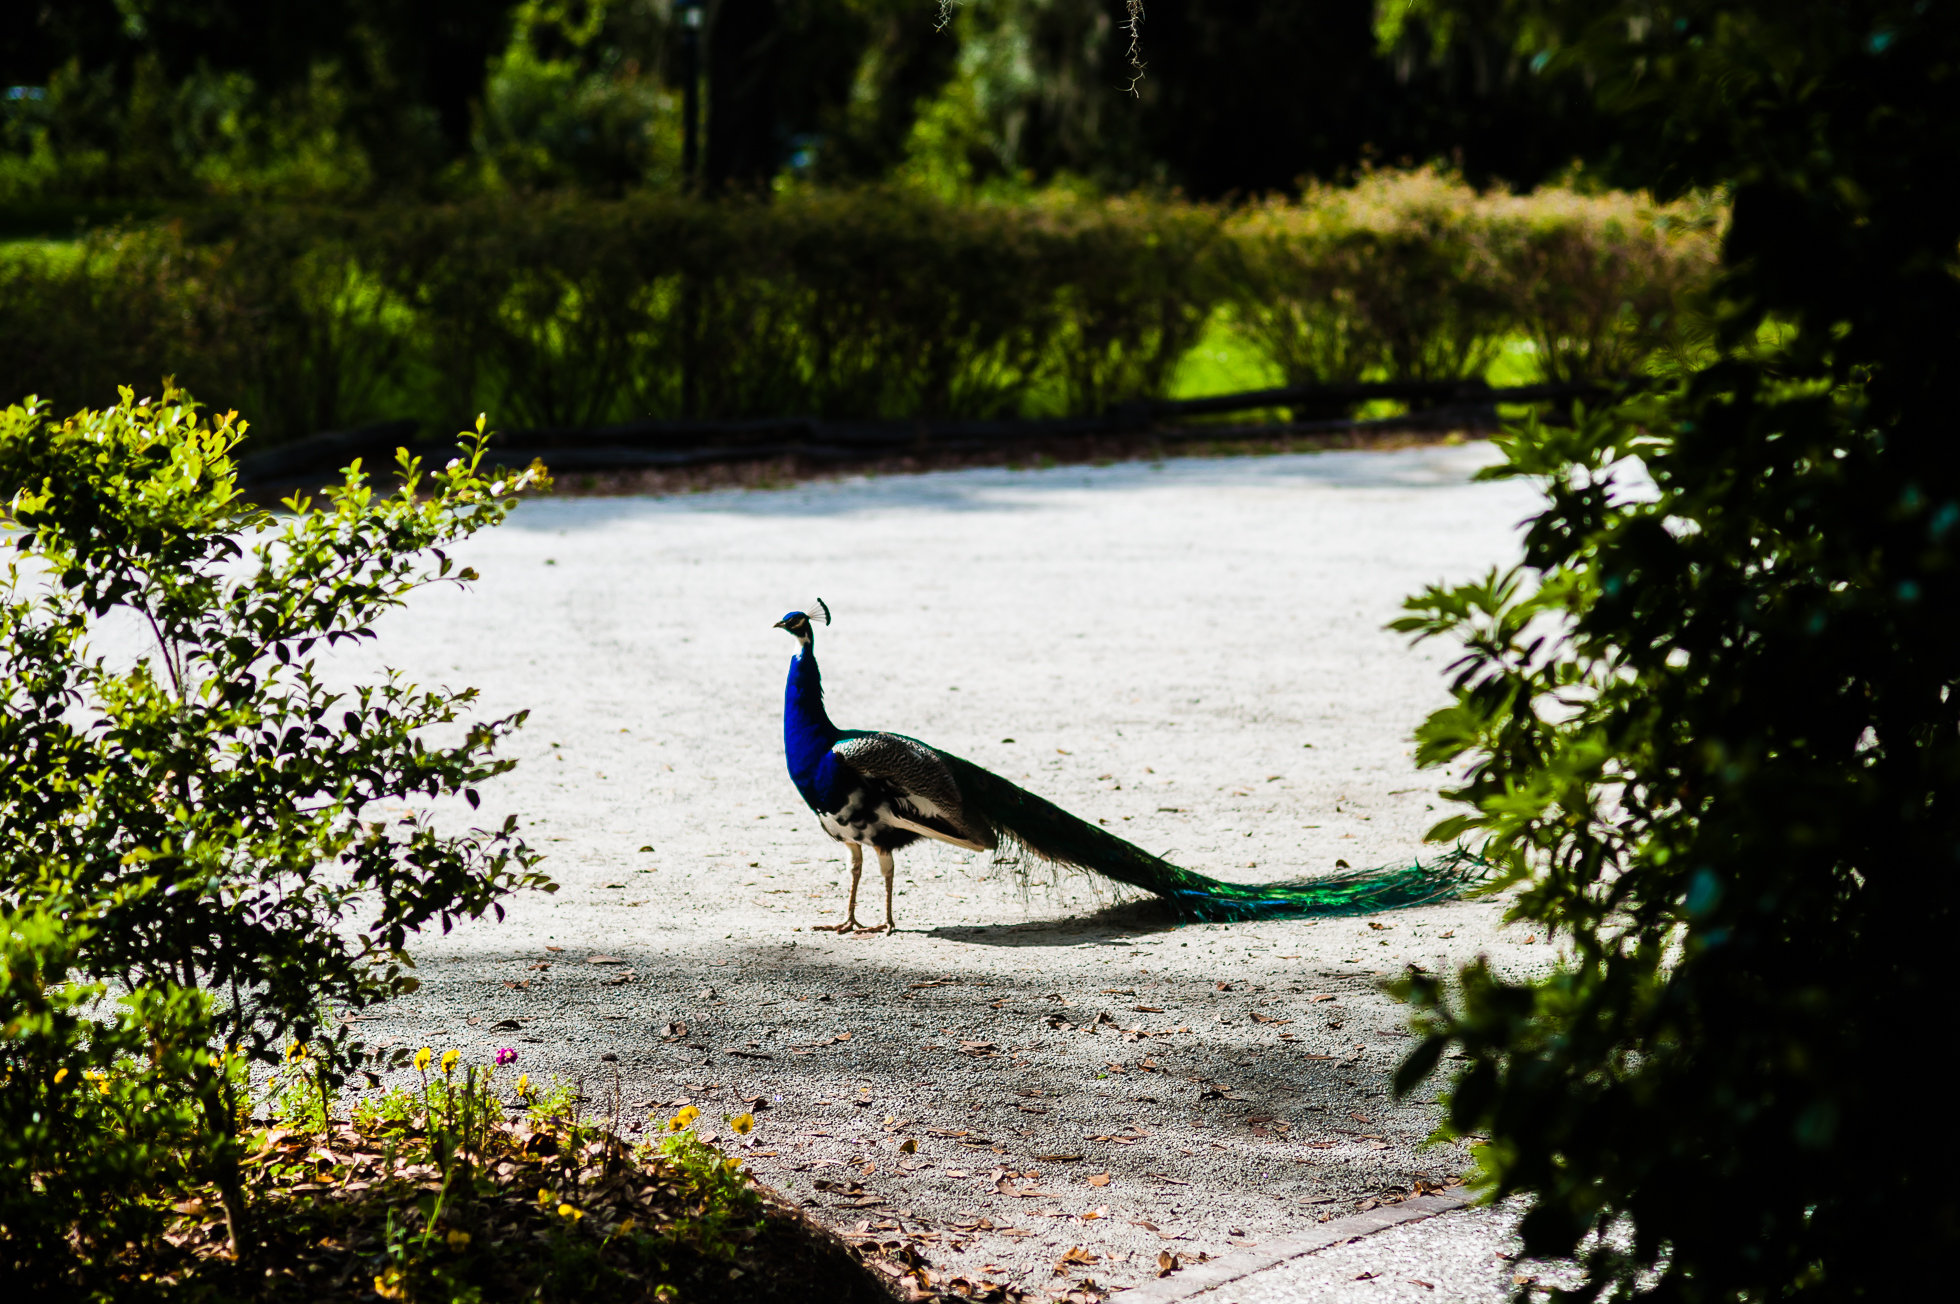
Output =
[{"x1": 832, "y1": 733, "x2": 997, "y2": 850}]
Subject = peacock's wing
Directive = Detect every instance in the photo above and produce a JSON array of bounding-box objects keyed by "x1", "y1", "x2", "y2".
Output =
[{"x1": 832, "y1": 733, "x2": 998, "y2": 851}]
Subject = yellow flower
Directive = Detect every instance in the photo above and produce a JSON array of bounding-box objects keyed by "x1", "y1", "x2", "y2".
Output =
[
  {"x1": 287, "y1": 1040, "x2": 307, "y2": 1062},
  {"x1": 413, "y1": 1047, "x2": 432, "y2": 1073},
  {"x1": 557, "y1": 1203, "x2": 584, "y2": 1221},
  {"x1": 516, "y1": 1073, "x2": 531, "y2": 1097},
  {"x1": 728, "y1": 1112, "x2": 755, "y2": 1136},
  {"x1": 537, "y1": 1188, "x2": 554, "y2": 1206},
  {"x1": 374, "y1": 1268, "x2": 407, "y2": 1300},
  {"x1": 667, "y1": 1104, "x2": 700, "y2": 1131},
  {"x1": 440, "y1": 1049, "x2": 460, "y2": 1075},
  {"x1": 616, "y1": 1217, "x2": 637, "y2": 1237},
  {"x1": 445, "y1": 1229, "x2": 471, "y2": 1251},
  {"x1": 53, "y1": 1067, "x2": 68, "y2": 1084}
]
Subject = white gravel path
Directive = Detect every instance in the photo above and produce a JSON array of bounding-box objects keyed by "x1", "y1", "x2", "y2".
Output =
[{"x1": 340, "y1": 441, "x2": 1566, "y2": 1297}]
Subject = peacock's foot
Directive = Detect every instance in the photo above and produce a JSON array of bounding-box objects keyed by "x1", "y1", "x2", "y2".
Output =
[
  {"x1": 854, "y1": 922, "x2": 894, "y2": 935},
  {"x1": 820, "y1": 919, "x2": 858, "y2": 933}
]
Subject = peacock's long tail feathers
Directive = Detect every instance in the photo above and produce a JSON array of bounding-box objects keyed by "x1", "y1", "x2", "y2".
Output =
[{"x1": 938, "y1": 752, "x2": 1484, "y2": 922}]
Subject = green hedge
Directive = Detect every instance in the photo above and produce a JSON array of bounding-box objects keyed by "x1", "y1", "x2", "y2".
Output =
[{"x1": 0, "y1": 172, "x2": 1718, "y2": 445}]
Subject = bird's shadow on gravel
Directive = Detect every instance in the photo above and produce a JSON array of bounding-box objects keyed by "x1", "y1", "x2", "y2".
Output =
[{"x1": 918, "y1": 899, "x2": 1181, "y2": 947}]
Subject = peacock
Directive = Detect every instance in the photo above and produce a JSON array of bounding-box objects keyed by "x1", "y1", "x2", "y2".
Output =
[{"x1": 774, "y1": 601, "x2": 1483, "y2": 933}]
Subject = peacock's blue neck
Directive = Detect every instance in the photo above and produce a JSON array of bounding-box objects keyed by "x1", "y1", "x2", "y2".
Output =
[{"x1": 784, "y1": 642, "x2": 841, "y2": 805}]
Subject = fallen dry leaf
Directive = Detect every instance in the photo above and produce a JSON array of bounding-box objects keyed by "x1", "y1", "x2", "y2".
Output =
[
  {"x1": 1439, "y1": 930, "x2": 1456, "y2": 939},
  {"x1": 1087, "y1": 1172, "x2": 1110, "y2": 1187},
  {"x1": 585, "y1": 955, "x2": 625, "y2": 965},
  {"x1": 1155, "y1": 1251, "x2": 1181, "y2": 1277}
]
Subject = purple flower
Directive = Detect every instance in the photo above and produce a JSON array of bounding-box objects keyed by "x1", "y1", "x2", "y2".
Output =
[{"x1": 495, "y1": 1047, "x2": 518, "y2": 1066}]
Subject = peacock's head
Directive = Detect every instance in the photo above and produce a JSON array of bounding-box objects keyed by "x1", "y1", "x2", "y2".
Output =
[{"x1": 773, "y1": 598, "x2": 831, "y2": 644}]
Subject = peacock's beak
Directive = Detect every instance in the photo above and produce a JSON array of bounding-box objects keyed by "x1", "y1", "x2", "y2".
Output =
[{"x1": 772, "y1": 617, "x2": 790, "y2": 629}]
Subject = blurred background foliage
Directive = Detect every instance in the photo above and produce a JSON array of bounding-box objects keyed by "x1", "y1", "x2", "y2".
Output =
[
  {"x1": 0, "y1": 174, "x2": 1717, "y2": 441},
  {"x1": 0, "y1": 1, "x2": 1711, "y2": 441},
  {"x1": 1, "y1": 0, "x2": 1625, "y2": 209}
]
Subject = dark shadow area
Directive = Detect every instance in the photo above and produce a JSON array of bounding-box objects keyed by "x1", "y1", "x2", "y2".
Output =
[{"x1": 918, "y1": 899, "x2": 1182, "y2": 948}]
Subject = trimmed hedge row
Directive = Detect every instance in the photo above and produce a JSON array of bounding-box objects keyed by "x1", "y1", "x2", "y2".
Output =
[{"x1": 0, "y1": 171, "x2": 1718, "y2": 444}]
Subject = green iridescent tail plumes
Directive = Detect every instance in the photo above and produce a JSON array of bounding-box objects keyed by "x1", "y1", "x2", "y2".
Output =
[{"x1": 938, "y1": 753, "x2": 1486, "y2": 921}]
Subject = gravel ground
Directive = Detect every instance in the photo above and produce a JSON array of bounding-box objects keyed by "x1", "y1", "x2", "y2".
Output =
[
  {"x1": 1187, "y1": 1202, "x2": 1586, "y2": 1304},
  {"x1": 325, "y1": 441, "x2": 1560, "y2": 1296}
]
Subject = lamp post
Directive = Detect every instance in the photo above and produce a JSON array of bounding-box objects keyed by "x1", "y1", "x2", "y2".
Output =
[{"x1": 678, "y1": 0, "x2": 704, "y2": 187}]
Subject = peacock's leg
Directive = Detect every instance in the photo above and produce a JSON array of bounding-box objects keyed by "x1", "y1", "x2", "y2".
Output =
[
  {"x1": 868, "y1": 846, "x2": 897, "y2": 934},
  {"x1": 829, "y1": 843, "x2": 865, "y2": 932}
]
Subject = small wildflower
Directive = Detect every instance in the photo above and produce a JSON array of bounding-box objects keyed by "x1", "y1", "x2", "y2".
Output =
[
  {"x1": 52, "y1": 1067, "x2": 68, "y2": 1084},
  {"x1": 414, "y1": 1047, "x2": 432, "y2": 1073},
  {"x1": 374, "y1": 1268, "x2": 407, "y2": 1300},
  {"x1": 446, "y1": 1229, "x2": 472, "y2": 1251},
  {"x1": 287, "y1": 1040, "x2": 307, "y2": 1062},
  {"x1": 558, "y1": 1203, "x2": 584, "y2": 1221},
  {"x1": 537, "y1": 1188, "x2": 555, "y2": 1206},
  {"x1": 667, "y1": 1105, "x2": 701, "y2": 1131},
  {"x1": 728, "y1": 1112, "x2": 755, "y2": 1136},
  {"x1": 440, "y1": 1049, "x2": 460, "y2": 1075},
  {"x1": 495, "y1": 1047, "x2": 518, "y2": 1066},
  {"x1": 516, "y1": 1073, "x2": 531, "y2": 1096}
]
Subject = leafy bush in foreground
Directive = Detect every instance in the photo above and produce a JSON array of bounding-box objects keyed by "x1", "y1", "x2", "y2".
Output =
[
  {"x1": 0, "y1": 387, "x2": 553, "y2": 1254},
  {"x1": 1387, "y1": 3, "x2": 1960, "y2": 1299},
  {"x1": 0, "y1": 904, "x2": 228, "y2": 1290}
]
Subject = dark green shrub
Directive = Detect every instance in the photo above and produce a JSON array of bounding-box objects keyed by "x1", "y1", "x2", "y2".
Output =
[{"x1": 1386, "y1": 3, "x2": 1960, "y2": 1299}]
